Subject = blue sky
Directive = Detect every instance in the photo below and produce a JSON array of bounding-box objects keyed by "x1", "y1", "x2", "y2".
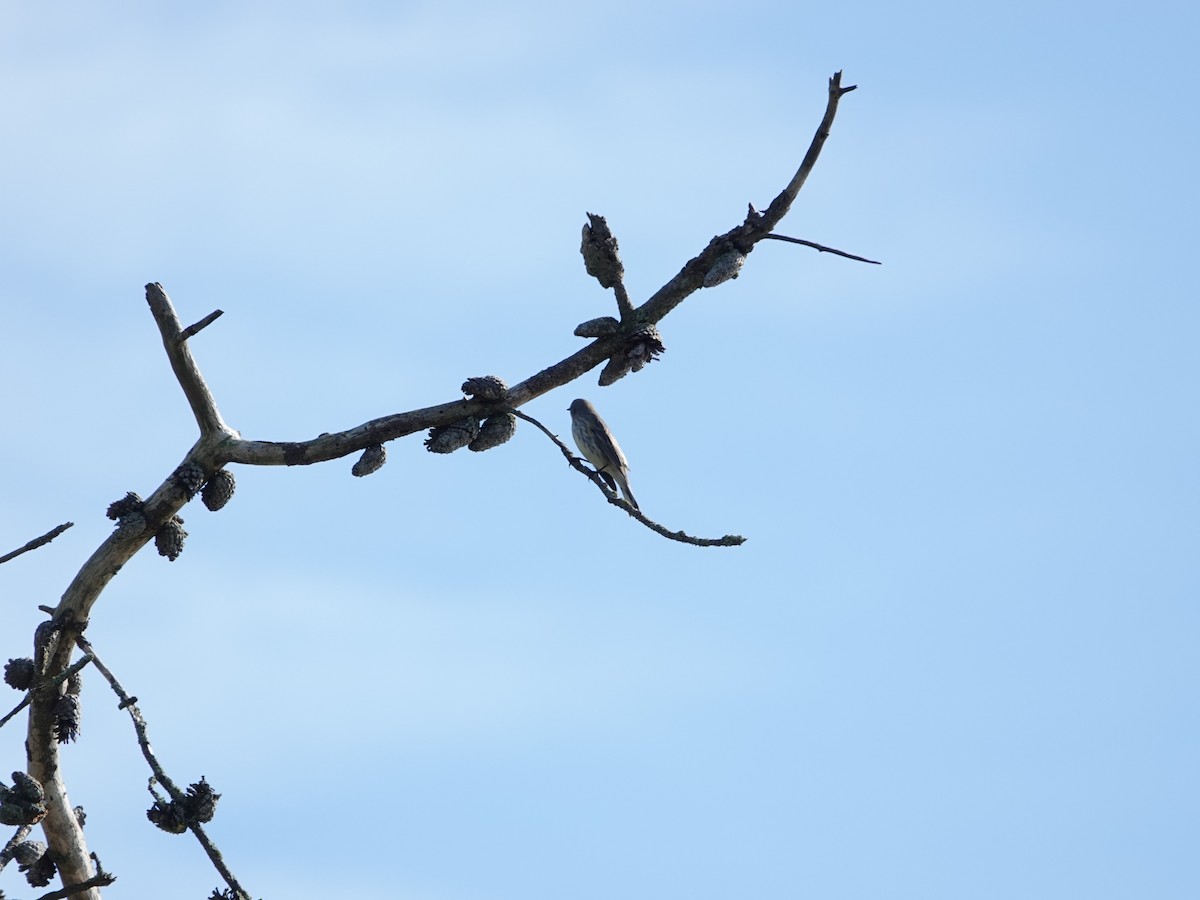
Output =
[{"x1": 2, "y1": 2, "x2": 1198, "y2": 898}]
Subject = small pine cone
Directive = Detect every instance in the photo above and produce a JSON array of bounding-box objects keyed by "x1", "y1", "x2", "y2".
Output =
[
  {"x1": 0, "y1": 803, "x2": 27, "y2": 826},
  {"x1": 702, "y1": 249, "x2": 746, "y2": 287},
  {"x1": 155, "y1": 516, "x2": 187, "y2": 562},
  {"x1": 352, "y1": 444, "x2": 387, "y2": 477},
  {"x1": 74, "y1": 805, "x2": 87, "y2": 827},
  {"x1": 201, "y1": 469, "x2": 236, "y2": 511},
  {"x1": 598, "y1": 355, "x2": 633, "y2": 386},
  {"x1": 461, "y1": 375, "x2": 508, "y2": 401},
  {"x1": 4, "y1": 658, "x2": 34, "y2": 691},
  {"x1": 11, "y1": 771, "x2": 45, "y2": 806},
  {"x1": 574, "y1": 316, "x2": 620, "y2": 338},
  {"x1": 12, "y1": 839, "x2": 46, "y2": 866},
  {"x1": 580, "y1": 212, "x2": 624, "y2": 288},
  {"x1": 626, "y1": 324, "x2": 665, "y2": 365},
  {"x1": 0, "y1": 785, "x2": 45, "y2": 826},
  {"x1": 53, "y1": 693, "x2": 81, "y2": 744},
  {"x1": 184, "y1": 778, "x2": 220, "y2": 824},
  {"x1": 173, "y1": 463, "x2": 206, "y2": 499},
  {"x1": 469, "y1": 413, "x2": 517, "y2": 452},
  {"x1": 598, "y1": 324, "x2": 666, "y2": 385},
  {"x1": 115, "y1": 510, "x2": 147, "y2": 536},
  {"x1": 67, "y1": 670, "x2": 83, "y2": 697},
  {"x1": 106, "y1": 492, "x2": 144, "y2": 520},
  {"x1": 425, "y1": 416, "x2": 481, "y2": 454},
  {"x1": 147, "y1": 799, "x2": 188, "y2": 834},
  {"x1": 24, "y1": 849, "x2": 57, "y2": 888}
]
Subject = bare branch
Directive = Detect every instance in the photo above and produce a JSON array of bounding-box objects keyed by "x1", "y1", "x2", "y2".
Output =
[
  {"x1": 639, "y1": 70, "x2": 860, "y2": 325},
  {"x1": 145, "y1": 283, "x2": 235, "y2": 437},
  {"x1": 511, "y1": 411, "x2": 745, "y2": 547},
  {"x1": 764, "y1": 71, "x2": 858, "y2": 226},
  {"x1": 612, "y1": 282, "x2": 634, "y2": 320},
  {"x1": 0, "y1": 824, "x2": 34, "y2": 871},
  {"x1": 76, "y1": 637, "x2": 176, "y2": 793},
  {"x1": 34, "y1": 855, "x2": 117, "y2": 900},
  {"x1": 185, "y1": 74, "x2": 864, "y2": 470},
  {"x1": 181, "y1": 821, "x2": 250, "y2": 900},
  {"x1": 762, "y1": 233, "x2": 881, "y2": 265},
  {"x1": 0, "y1": 522, "x2": 73, "y2": 566},
  {"x1": 77, "y1": 636, "x2": 252, "y2": 900},
  {"x1": 18, "y1": 622, "x2": 98, "y2": 896},
  {"x1": 178, "y1": 309, "x2": 225, "y2": 342}
]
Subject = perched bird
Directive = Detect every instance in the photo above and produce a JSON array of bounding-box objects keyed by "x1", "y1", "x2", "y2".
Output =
[{"x1": 568, "y1": 398, "x2": 639, "y2": 510}]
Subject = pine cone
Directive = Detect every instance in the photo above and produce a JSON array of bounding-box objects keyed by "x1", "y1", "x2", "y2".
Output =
[
  {"x1": 106, "y1": 492, "x2": 144, "y2": 520},
  {"x1": 461, "y1": 375, "x2": 508, "y2": 401},
  {"x1": 155, "y1": 516, "x2": 188, "y2": 561},
  {"x1": 469, "y1": 414, "x2": 517, "y2": 451},
  {"x1": 23, "y1": 849, "x2": 56, "y2": 888},
  {"x1": 12, "y1": 840, "x2": 45, "y2": 867},
  {"x1": 580, "y1": 213, "x2": 624, "y2": 288},
  {"x1": 184, "y1": 778, "x2": 220, "y2": 824},
  {"x1": 703, "y1": 249, "x2": 746, "y2": 287},
  {"x1": 352, "y1": 444, "x2": 387, "y2": 477},
  {"x1": 173, "y1": 463, "x2": 206, "y2": 499},
  {"x1": 201, "y1": 469, "x2": 236, "y2": 511},
  {"x1": 425, "y1": 416, "x2": 481, "y2": 454},
  {"x1": 53, "y1": 693, "x2": 81, "y2": 744},
  {"x1": 4, "y1": 658, "x2": 34, "y2": 691},
  {"x1": 574, "y1": 316, "x2": 620, "y2": 338},
  {"x1": 147, "y1": 799, "x2": 188, "y2": 834}
]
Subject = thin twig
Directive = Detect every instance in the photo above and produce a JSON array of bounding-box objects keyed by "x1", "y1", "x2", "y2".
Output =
[
  {"x1": 764, "y1": 71, "x2": 857, "y2": 226},
  {"x1": 637, "y1": 70, "x2": 861, "y2": 326},
  {"x1": 0, "y1": 653, "x2": 93, "y2": 731},
  {"x1": 511, "y1": 411, "x2": 745, "y2": 547},
  {"x1": 74, "y1": 637, "x2": 177, "y2": 796},
  {"x1": 762, "y1": 233, "x2": 881, "y2": 265},
  {"x1": 76, "y1": 636, "x2": 252, "y2": 900},
  {"x1": 35, "y1": 855, "x2": 117, "y2": 900},
  {"x1": 146, "y1": 283, "x2": 232, "y2": 436},
  {"x1": 0, "y1": 522, "x2": 74, "y2": 566},
  {"x1": 0, "y1": 824, "x2": 34, "y2": 870},
  {"x1": 178, "y1": 309, "x2": 224, "y2": 342},
  {"x1": 612, "y1": 282, "x2": 635, "y2": 321},
  {"x1": 183, "y1": 821, "x2": 249, "y2": 900}
]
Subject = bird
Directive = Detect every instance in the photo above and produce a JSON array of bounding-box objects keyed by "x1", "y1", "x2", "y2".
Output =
[{"x1": 568, "y1": 398, "x2": 639, "y2": 510}]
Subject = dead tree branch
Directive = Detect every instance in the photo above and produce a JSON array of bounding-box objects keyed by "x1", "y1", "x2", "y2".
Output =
[
  {"x1": 34, "y1": 855, "x2": 117, "y2": 900},
  {"x1": 511, "y1": 411, "x2": 745, "y2": 547},
  {"x1": 0, "y1": 824, "x2": 35, "y2": 871},
  {"x1": 76, "y1": 636, "x2": 251, "y2": 900},
  {"x1": 639, "y1": 71, "x2": 858, "y2": 325},
  {"x1": 0, "y1": 522, "x2": 74, "y2": 566},
  {"x1": 24, "y1": 618, "x2": 96, "y2": 896},
  {"x1": 20, "y1": 72, "x2": 861, "y2": 896},
  {"x1": 762, "y1": 233, "x2": 881, "y2": 265},
  {"x1": 178, "y1": 309, "x2": 224, "y2": 342}
]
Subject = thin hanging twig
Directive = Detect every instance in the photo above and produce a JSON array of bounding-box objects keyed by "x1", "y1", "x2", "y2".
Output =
[{"x1": 511, "y1": 410, "x2": 745, "y2": 547}]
